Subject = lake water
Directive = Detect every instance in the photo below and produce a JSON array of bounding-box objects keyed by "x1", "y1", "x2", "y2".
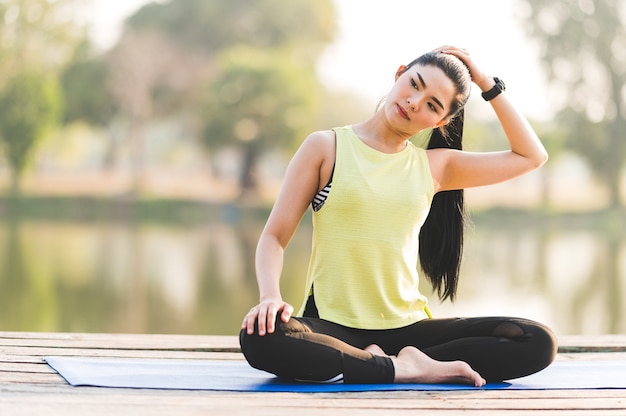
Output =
[{"x1": 1, "y1": 212, "x2": 623, "y2": 336}]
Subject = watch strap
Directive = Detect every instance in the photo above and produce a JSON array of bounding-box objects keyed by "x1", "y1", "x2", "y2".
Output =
[{"x1": 481, "y1": 77, "x2": 506, "y2": 101}]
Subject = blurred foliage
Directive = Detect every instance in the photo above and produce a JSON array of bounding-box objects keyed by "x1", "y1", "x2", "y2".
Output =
[
  {"x1": 120, "y1": 0, "x2": 337, "y2": 198},
  {"x1": 0, "y1": 0, "x2": 86, "y2": 82},
  {"x1": 6, "y1": 0, "x2": 612, "y2": 207},
  {"x1": 0, "y1": 0, "x2": 87, "y2": 190},
  {"x1": 60, "y1": 42, "x2": 117, "y2": 127},
  {"x1": 0, "y1": 0, "x2": 341, "y2": 198},
  {"x1": 518, "y1": 0, "x2": 626, "y2": 208},
  {"x1": 126, "y1": 0, "x2": 335, "y2": 59},
  {"x1": 0, "y1": 71, "x2": 62, "y2": 192},
  {"x1": 200, "y1": 46, "x2": 321, "y2": 197}
]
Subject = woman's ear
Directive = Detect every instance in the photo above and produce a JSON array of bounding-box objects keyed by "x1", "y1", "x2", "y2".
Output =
[
  {"x1": 433, "y1": 118, "x2": 450, "y2": 128},
  {"x1": 395, "y1": 65, "x2": 407, "y2": 81}
]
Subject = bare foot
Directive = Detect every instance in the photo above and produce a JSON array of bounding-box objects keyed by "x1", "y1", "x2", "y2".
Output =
[
  {"x1": 364, "y1": 344, "x2": 388, "y2": 356},
  {"x1": 391, "y1": 346, "x2": 486, "y2": 387}
]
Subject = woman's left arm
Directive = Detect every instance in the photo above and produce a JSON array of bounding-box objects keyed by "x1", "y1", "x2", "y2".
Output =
[{"x1": 430, "y1": 47, "x2": 548, "y2": 192}]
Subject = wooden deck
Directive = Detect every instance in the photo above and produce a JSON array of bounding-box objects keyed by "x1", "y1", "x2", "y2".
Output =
[{"x1": 1, "y1": 332, "x2": 625, "y2": 415}]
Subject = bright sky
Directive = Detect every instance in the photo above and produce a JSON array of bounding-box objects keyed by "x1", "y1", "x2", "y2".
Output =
[{"x1": 90, "y1": 0, "x2": 550, "y2": 120}]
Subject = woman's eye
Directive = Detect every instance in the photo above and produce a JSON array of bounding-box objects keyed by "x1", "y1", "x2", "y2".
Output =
[{"x1": 410, "y1": 79, "x2": 418, "y2": 89}]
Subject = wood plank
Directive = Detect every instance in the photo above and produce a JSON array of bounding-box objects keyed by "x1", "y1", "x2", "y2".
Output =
[
  {"x1": 2, "y1": 345, "x2": 623, "y2": 364},
  {"x1": 0, "y1": 346, "x2": 245, "y2": 360},
  {"x1": 2, "y1": 390, "x2": 626, "y2": 414},
  {"x1": 1, "y1": 331, "x2": 626, "y2": 416},
  {"x1": 557, "y1": 352, "x2": 626, "y2": 361},
  {"x1": 3, "y1": 332, "x2": 626, "y2": 352},
  {"x1": 0, "y1": 371, "x2": 64, "y2": 384},
  {"x1": 558, "y1": 335, "x2": 626, "y2": 352},
  {"x1": 1, "y1": 391, "x2": 626, "y2": 416},
  {"x1": 0, "y1": 362, "x2": 54, "y2": 374},
  {"x1": 0, "y1": 332, "x2": 240, "y2": 352}
]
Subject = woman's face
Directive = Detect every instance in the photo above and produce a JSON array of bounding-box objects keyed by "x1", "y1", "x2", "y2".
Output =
[{"x1": 386, "y1": 64, "x2": 457, "y2": 133}]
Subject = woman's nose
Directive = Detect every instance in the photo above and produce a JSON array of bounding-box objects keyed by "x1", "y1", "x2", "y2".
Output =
[{"x1": 407, "y1": 95, "x2": 420, "y2": 112}]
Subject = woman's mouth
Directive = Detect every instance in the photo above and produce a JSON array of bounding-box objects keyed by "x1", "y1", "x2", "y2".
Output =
[{"x1": 396, "y1": 104, "x2": 410, "y2": 120}]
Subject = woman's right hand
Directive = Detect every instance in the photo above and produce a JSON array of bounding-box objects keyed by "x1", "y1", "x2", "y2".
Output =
[{"x1": 242, "y1": 297, "x2": 294, "y2": 336}]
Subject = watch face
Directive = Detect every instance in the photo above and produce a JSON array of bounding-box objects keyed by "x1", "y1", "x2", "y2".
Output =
[{"x1": 481, "y1": 77, "x2": 505, "y2": 101}]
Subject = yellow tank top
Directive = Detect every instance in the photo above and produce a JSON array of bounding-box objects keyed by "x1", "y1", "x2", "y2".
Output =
[{"x1": 297, "y1": 125, "x2": 435, "y2": 329}]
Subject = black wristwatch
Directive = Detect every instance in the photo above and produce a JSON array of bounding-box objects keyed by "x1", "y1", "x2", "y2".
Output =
[{"x1": 481, "y1": 77, "x2": 506, "y2": 101}]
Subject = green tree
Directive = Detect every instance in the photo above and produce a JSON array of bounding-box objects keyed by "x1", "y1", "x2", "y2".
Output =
[
  {"x1": 105, "y1": 29, "x2": 200, "y2": 191},
  {"x1": 0, "y1": 71, "x2": 62, "y2": 192},
  {"x1": 0, "y1": 0, "x2": 90, "y2": 190},
  {"x1": 0, "y1": 0, "x2": 87, "y2": 82},
  {"x1": 120, "y1": 0, "x2": 335, "y2": 121},
  {"x1": 518, "y1": 0, "x2": 626, "y2": 209},
  {"x1": 123, "y1": 0, "x2": 336, "y2": 127},
  {"x1": 118, "y1": 0, "x2": 337, "y2": 198},
  {"x1": 61, "y1": 49, "x2": 116, "y2": 127},
  {"x1": 60, "y1": 41, "x2": 120, "y2": 168},
  {"x1": 127, "y1": 0, "x2": 335, "y2": 58},
  {"x1": 201, "y1": 47, "x2": 321, "y2": 199}
]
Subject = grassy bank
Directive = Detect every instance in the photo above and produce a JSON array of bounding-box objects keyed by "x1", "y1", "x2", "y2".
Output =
[
  {"x1": 0, "y1": 195, "x2": 272, "y2": 225},
  {"x1": 1, "y1": 194, "x2": 623, "y2": 233}
]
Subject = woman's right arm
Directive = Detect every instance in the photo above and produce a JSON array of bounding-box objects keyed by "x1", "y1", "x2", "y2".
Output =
[{"x1": 242, "y1": 130, "x2": 335, "y2": 336}]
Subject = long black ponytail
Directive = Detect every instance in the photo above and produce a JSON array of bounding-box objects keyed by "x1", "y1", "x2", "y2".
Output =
[
  {"x1": 407, "y1": 51, "x2": 471, "y2": 302},
  {"x1": 419, "y1": 111, "x2": 466, "y2": 301}
]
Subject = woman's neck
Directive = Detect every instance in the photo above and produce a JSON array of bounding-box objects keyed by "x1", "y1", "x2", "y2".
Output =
[{"x1": 352, "y1": 113, "x2": 416, "y2": 154}]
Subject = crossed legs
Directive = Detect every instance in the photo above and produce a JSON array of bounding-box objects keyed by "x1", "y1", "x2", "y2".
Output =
[{"x1": 239, "y1": 315, "x2": 557, "y2": 384}]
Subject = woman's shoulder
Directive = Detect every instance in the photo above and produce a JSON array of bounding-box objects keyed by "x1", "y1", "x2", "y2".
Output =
[
  {"x1": 301, "y1": 129, "x2": 336, "y2": 155},
  {"x1": 306, "y1": 129, "x2": 336, "y2": 142},
  {"x1": 296, "y1": 130, "x2": 337, "y2": 180}
]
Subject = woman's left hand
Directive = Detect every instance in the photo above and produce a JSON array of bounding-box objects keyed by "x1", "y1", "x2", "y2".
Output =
[{"x1": 432, "y1": 45, "x2": 494, "y2": 92}]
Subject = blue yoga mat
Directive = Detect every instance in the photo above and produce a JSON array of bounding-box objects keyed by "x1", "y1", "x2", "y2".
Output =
[{"x1": 45, "y1": 357, "x2": 626, "y2": 392}]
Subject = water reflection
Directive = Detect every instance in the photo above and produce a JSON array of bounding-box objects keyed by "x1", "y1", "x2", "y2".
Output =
[{"x1": 0, "y1": 216, "x2": 623, "y2": 336}]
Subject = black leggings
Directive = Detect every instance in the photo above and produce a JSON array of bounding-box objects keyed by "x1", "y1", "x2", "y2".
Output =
[{"x1": 239, "y1": 301, "x2": 558, "y2": 384}]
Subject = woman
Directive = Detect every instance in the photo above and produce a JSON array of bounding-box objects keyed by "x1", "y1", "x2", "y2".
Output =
[{"x1": 239, "y1": 46, "x2": 557, "y2": 387}]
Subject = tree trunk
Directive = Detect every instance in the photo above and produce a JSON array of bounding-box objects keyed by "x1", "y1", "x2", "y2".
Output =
[
  {"x1": 238, "y1": 144, "x2": 260, "y2": 203},
  {"x1": 128, "y1": 119, "x2": 148, "y2": 195}
]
